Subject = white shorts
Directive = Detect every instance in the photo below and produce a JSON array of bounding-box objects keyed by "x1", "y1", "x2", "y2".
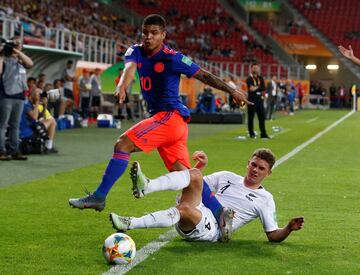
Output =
[{"x1": 175, "y1": 203, "x2": 220, "y2": 242}]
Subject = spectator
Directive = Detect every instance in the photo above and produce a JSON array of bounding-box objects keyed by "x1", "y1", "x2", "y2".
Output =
[
  {"x1": 21, "y1": 88, "x2": 58, "y2": 153},
  {"x1": 288, "y1": 82, "x2": 296, "y2": 115},
  {"x1": 329, "y1": 83, "x2": 337, "y2": 108},
  {"x1": 195, "y1": 87, "x2": 216, "y2": 113},
  {"x1": 296, "y1": 82, "x2": 304, "y2": 110},
  {"x1": 0, "y1": 36, "x2": 33, "y2": 161},
  {"x1": 90, "y1": 68, "x2": 102, "y2": 120},
  {"x1": 61, "y1": 60, "x2": 76, "y2": 112},
  {"x1": 266, "y1": 75, "x2": 277, "y2": 120},
  {"x1": 78, "y1": 68, "x2": 92, "y2": 126}
]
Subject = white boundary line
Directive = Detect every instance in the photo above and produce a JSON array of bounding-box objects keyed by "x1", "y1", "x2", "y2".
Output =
[
  {"x1": 273, "y1": 111, "x2": 354, "y2": 169},
  {"x1": 104, "y1": 111, "x2": 354, "y2": 275},
  {"x1": 306, "y1": 117, "x2": 319, "y2": 123}
]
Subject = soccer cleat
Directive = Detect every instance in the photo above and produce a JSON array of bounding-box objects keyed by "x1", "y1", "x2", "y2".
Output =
[
  {"x1": 130, "y1": 161, "x2": 149, "y2": 198},
  {"x1": 109, "y1": 213, "x2": 131, "y2": 232},
  {"x1": 219, "y1": 207, "x2": 235, "y2": 243},
  {"x1": 68, "y1": 191, "x2": 105, "y2": 212}
]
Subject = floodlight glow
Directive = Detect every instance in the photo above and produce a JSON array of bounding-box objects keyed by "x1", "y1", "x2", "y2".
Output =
[
  {"x1": 327, "y1": 64, "x2": 339, "y2": 70},
  {"x1": 305, "y1": 64, "x2": 317, "y2": 70}
]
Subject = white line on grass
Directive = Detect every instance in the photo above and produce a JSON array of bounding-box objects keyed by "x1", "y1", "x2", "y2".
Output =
[
  {"x1": 105, "y1": 111, "x2": 354, "y2": 275},
  {"x1": 273, "y1": 111, "x2": 354, "y2": 169},
  {"x1": 104, "y1": 229, "x2": 178, "y2": 275},
  {"x1": 306, "y1": 117, "x2": 319, "y2": 123}
]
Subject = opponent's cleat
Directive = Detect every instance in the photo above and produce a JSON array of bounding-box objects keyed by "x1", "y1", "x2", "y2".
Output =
[
  {"x1": 69, "y1": 191, "x2": 105, "y2": 212},
  {"x1": 219, "y1": 207, "x2": 235, "y2": 243},
  {"x1": 109, "y1": 213, "x2": 131, "y2": 232},
  {"x1": 130, "y1": 161, "x2": 149, "y2": 198}
]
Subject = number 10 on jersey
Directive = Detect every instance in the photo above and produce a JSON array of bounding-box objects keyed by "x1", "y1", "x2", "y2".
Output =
[{"x1": 140, "y1": 76, "x2": 152, "y2": 91}]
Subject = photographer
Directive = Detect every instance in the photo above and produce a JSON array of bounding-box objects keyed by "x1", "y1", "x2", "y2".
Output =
[
  {"x1": 0, "y1": 36, "x2": 33, "y2": 161},
  {"x1": 20, "y1": 88, "x2": 58, "y2": 153}
]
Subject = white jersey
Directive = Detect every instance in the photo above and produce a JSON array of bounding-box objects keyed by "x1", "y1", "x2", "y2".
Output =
[{"x1": 203, "y1": 171, "x2": 278, "y2": 233}]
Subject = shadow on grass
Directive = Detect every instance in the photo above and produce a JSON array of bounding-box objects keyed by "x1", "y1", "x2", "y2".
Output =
[{"x1": 161, "y1": 238, "x2": 314, "y2": 259}]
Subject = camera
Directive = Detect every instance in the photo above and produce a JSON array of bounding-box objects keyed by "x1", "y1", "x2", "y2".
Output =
[{"x1": 0, "y1": 38, "x2": 16, "y2": 56}]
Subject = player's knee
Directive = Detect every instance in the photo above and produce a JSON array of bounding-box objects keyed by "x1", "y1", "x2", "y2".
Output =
[
  {"x1": 177, "y1": 203, "x2": 193, "y2": 219},
  {"x1": 114, "y1": 135, "x2": 133, "y2": 152},
  {"x1": 189, "y1": 168, "x2": 203, "y2": 188}
]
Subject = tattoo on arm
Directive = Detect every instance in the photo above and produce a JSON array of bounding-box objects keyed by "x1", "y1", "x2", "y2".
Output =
[{"x1": 194, "y1": 69, "x2": 235, "y2": 95}]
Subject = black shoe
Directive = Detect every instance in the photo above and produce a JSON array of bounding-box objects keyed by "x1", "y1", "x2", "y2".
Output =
[
  {"x1": 249, "y1": 134, "x2": 256, "y2": 139},
  {"x1": 0, "y1": 153, "x2": 11, "y2": 161},
  {"x1": 46, "y1": 147, "x2": 59, "y2": 154},
  {"x1": 261, "y1": 134, "x2": 271, "y2": 139},
  {"x1": 11, "y1": 152, "x2": 28, "y2": 160}
]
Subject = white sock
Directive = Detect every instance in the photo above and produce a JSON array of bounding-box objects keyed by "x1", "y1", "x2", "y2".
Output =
[
  {"x1": 145, "y1": 170, "x2": 190, "y2": 195},
  {"x1": 45, "y1": 139, "x2": 53, "y2": 149},
  {"x1": 129, "y1": 207, "x2": 180, "y2": 229}
]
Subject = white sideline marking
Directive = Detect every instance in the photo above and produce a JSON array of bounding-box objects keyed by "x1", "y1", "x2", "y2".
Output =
[
  {"x1": 306, "y1": 117, "x2": 319, "y2": 123},
  {"x1": 104, "y1": 111, "x2": 354, "y2": 275},
  {"x1": 104, "y1": 229, "x2": 177, "y2": 275},
  {"x1": 273, "y1": 111, "x2": 354, "y2": 169}
]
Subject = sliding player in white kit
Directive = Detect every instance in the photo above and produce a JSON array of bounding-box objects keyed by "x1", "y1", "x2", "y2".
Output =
[{"x1": 110, "y1": 149, "x2": 304, "y2": 242}]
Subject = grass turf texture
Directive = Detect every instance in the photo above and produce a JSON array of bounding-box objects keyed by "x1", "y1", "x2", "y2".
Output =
[{"x1": 0, "y1": 110, "x2": 359, "y2": 274}]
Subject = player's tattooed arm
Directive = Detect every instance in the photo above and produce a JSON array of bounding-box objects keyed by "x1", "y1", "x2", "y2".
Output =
[
  {"x1": 194, "y1": 68, "x2": 252, "y2": 105},
  {"x1": 194, "y1": 68, "x2": 236, "y2": 95}
]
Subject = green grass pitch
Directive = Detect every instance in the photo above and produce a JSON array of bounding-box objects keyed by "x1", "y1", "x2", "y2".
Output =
[{"x1": 0, "y1": 110, "x2": 359, "y2": 274}]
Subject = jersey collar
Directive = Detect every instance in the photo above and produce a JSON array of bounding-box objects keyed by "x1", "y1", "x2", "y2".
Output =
[{"x1": 145, "y1": 43, "x2": 165, "y2": 58}]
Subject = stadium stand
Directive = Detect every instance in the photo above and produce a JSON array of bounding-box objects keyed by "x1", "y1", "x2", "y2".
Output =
[
  {"x1": 291, "y1": 0, "x2": 360, "y2": 54},
  {"x1": 123, "y1": 0, "x2": 277, "y2": 66}
]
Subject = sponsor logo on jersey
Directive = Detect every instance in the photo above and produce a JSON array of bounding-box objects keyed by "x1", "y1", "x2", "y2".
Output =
[
  {"x1": 245, "y1": 193, "x2": 257, "y2": 201},
  {"x1": 181, "y1": 56, "x2": 193, "y2": 66},
  {"x1": 125, "y1": 47, "x2": 134, "y2": 57}
]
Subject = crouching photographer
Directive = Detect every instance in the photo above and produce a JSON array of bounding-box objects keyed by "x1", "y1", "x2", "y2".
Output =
[
  {"x1": 0, "y1": 36, "x2": 33, "y2": 160},
  {"x1": 19, "y1": 88, "x2": 58, "y2": 154}
]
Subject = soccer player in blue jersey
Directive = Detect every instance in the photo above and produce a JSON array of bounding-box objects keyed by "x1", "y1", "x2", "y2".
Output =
[{"x1": 69, "y1": 14, "x2": 250, "y2": 239}]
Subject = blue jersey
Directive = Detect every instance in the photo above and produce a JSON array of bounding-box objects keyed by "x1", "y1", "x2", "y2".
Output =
[{"x1": 124, "y1": 44, "x2": 200, "y2": 118}]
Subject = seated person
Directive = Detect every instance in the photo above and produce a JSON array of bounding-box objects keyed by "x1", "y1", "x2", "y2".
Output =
[
  {"x1": 20, "y1": 88, "x2": 58, "y2": 153},
  {"x1": 195, "y1": 87, "x2": 216, "y2": 113}
]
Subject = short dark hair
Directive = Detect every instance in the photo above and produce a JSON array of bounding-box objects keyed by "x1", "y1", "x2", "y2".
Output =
[
  {"x1": 67, "y1": 60, "x2": 73, "y2": 65},
  {"x1": 27, "y1": 77, "x2": 36, "y2": 82},
  {"x1": 251, "y1": 62, "x2": 259, "y2": 67},
  {"x1": 252, "y1": 148, "x2": 276, "y2": 169},
  {"x1": 143, "y1": 14, "x2": 166, "y2": 30}
]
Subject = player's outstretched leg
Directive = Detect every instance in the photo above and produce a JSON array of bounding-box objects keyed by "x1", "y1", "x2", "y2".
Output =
[
  {"x1": 69, "y1": 190, "x2": 106, "y2": 211},
  {"x1": 109, "y1": 213, "x2": 131, "y2": 232},
  {"x1": 109, "y1": 207, "x2": 180, "y2": 231},
  {"x1": 130, "y1": 161, "x2": 149, "y2": 198},
  {"x1": 69, "y1": 135, "x2": 134, "y2": 211},
  {"x1": 130, "y1": 162, "x2": 191, "y2": 198}
]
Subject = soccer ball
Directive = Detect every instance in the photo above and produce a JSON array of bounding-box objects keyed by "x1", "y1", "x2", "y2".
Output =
[{"x1": 102, "y1": 233, "x2": 136, "y2": 265}]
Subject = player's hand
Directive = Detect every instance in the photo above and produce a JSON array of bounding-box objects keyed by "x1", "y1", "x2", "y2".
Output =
[
  {"x1": 114, "y1": 85, "x2": 126, "y2": 103},
  {"x1": 192, "y1": 150, "x2": 208, "y2": 169},
  {"x1": 288, "y1": 216, "x2": 304, "y2": 231},
  {"x1": 232, "y1": 90, "x2": 253, "y2": 106},
  {"x1": 338, "y1": 45, "x2": 354, "y2": 60}
]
